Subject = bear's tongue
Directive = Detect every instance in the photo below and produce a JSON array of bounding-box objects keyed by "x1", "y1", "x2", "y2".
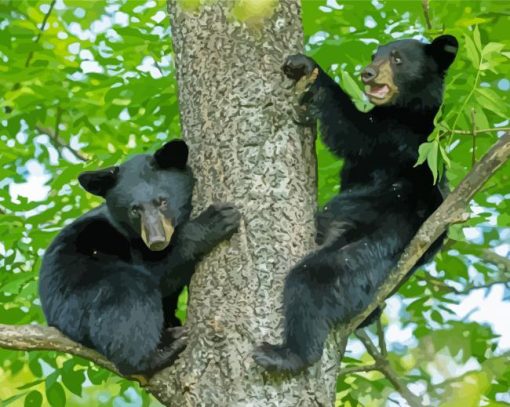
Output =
[{"x1": 366, "y1": 84, "x2": 390, "y2": 99}]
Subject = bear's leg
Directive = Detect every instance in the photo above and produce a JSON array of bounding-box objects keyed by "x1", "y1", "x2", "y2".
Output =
[
  {"x1": 87, "y1": 269, "x2": 183, "y2": 375},
  {"x1": 253, "y1": 250, "x2": 337, "y2": 372},
  {"x1": 254, "y1": 225, "x2": 409, "y2": 372}
]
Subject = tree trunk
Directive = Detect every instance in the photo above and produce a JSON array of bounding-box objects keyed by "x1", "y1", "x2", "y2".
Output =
[{"x1": 146, "y1": 1, "x2": 345, "y2": 405}]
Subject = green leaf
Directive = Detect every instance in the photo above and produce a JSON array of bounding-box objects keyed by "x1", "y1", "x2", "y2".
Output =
[
  {"x1": 481, "y1": 42, "x2": 505, "y2": 57},
  {"x1": 473, "y1": 25, "x2": 482, "y2": 52},
  {"x1": 87, "y1": 368, "x2": 110, "y2": 385},
  {"x1": 474, "y1": 88, "x2": 508, "y2": 118},
  {"x1": 45, "y1": 382, "x2": 66, "y2": 407},
  {"x1": 17, "y1": 379, "x2": 45, "y2": 391},
  {"x1": 28, "y1": 353, "x2": 43, "y2": 377},
  {"x1": 45, "y1": 371, "x2": 59, "y2": 390},
  {"x1": 62, "y1": 365, "x2": 85, "y2": 397},
  {"x1": 426, "y1": 140, "x2": 439, "y2": 184},
  {"x1": 415, "y1": 142, "x2": 432, "y2": 167},
  {"x1": 24, "y1": 391, "x2": 42, "y2": 407},
  {"x1": 431, "y1": 310, "x2": 444, "y2": 324},
  {"x1": 463, "y1": 34, "x2": 480, "y2": 68},
  {"x1": 340, "y1": 70, "x2": 372, "y2": 112},
  {"x1": 439, "y1": 144, "x2": 451, "y2": 168}
]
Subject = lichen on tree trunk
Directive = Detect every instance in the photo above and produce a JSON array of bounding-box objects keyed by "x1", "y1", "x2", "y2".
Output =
[{"x1": 146, "y1": 1, "x2": 344, "y2": 405}]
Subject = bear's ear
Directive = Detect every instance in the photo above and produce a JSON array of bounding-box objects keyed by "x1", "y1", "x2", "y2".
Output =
[
  {"x1": 153, "y1": 139, "x2": 189, "y2": 170},
  {"x1": 78, "y1": 166, "x2": 119, "y2": 197},
  {"x1": 427, "y1": 35, "x2": 458, "y2": 72}
]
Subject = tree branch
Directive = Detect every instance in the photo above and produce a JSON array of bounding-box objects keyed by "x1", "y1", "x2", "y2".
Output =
[
  {"x1": 339, "y1": 328, "x2": 422, "y2": 405},
  {"x1": 421, "y1": 0, "x2": 432, "y2": 30},
  {"x1": 0, "y1": 324, "x2": 118, "y2": 373},
  {"x1": 36, "y1": 123, "x2": 89, "y2": 162},
  {"x1": 421, "y1": 273, "x2": 510, "y2": 296},
  {"x1": 338, "y1": 363, "x2": 379, "y2": 376},
  {"x1": 478, "y1": 248, "x2": 510, "y2": 272},
  {"x1": 443, "y1": 239, "x2": 510, "y2": 273},
  {"x1": 4, "y1": 0, "x2": 56, "y2": 114},
  {"x1": 344, "y1": 132, "x2": 510, "y2": 334},
  {"x1": 25, "y1": 0, "x2": 56, "y2": 68},
  {"x1": 355, "y1": 330, "x2": 423, "y2": 407},
  {"x1": 376, "y1": 316, "x2": 388, "y2": 357}
]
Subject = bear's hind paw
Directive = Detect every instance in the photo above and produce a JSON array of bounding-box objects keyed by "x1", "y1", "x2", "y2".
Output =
[{"x1": 253, "y1": 342, "x2": 305, "y2": 373}]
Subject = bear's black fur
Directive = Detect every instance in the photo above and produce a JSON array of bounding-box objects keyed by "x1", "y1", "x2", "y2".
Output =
[
  {"x1": 39, "y1": 140, "x2": 240, "y2": 375},
  {"x1": 254, "y1": 35, "x2": 458, "y2": 372}
]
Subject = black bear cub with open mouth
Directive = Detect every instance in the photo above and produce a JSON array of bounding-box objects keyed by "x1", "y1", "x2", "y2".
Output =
[{"x1": 254, "y1": 35, "x2": 458, "y2": 372}]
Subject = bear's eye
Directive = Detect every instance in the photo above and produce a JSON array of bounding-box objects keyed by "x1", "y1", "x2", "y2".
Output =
[
  {"x1": 130, "y1": 206, "x2": 140, "y2": 217},
  {"x1": 159, "y1": 198, "x2": 168, "y2": 209},
  {"x1": 391, "y1": 52, "x2": 402, "y2": 65}
]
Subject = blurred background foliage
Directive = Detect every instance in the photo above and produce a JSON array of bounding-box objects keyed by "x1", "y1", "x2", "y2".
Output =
[{"x1": 0, "y1": 0, "x2": 508, "y2": 406}]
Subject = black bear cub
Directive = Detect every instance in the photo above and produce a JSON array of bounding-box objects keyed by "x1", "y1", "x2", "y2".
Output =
[
  {"x1": 39, "y1": 140, "x2": 241, "y2": 375},
  {"x1": 254, "y1": 36, "x2": 458, "y2": 372}
]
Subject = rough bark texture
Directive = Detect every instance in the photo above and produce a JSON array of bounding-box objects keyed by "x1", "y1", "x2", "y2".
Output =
[{"x1": 148, "y1": 1, "x2": 344, "y2": 405}]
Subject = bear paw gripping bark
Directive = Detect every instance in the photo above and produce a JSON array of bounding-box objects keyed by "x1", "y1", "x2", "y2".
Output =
[
  {"x1": 39, "y1": 140, "x2": 241, "y2": 376},
  {"x1": 254, "y1": 36, "x2": 458, "y2": 373},
  {"x1": 283, "y1": 54, "x2": 320, "y2": 96}
]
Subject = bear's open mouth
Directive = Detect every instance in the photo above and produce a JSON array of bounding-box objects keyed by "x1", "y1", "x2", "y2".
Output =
[{"x1": 365, "y1": 83, "x2": 390, "y2": 100}]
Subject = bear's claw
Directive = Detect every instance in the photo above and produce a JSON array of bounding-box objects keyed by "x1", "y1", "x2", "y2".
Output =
[{"x1": 282, "y1": 54, "x2": 317, "y2": 80}]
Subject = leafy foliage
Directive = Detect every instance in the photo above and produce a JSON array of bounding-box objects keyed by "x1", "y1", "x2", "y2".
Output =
[{"x1": 0, "y1": 0, "x2": 508, "y2": 406}]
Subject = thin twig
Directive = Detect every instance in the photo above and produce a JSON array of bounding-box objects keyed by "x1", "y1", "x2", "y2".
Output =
[
  {"x1": 4, "y1": 0, "x2": 56, "y2": 114},
  {"x1": 376, "y1": 317, "x2": 387, "y2": 357},
  {"x1": 451, "y1": 126, "x2": 510, "y2": 135},
  {"x1": 54, "y1": 106, "x2": 63, "y2": 140},
  {"x1": 421, "y1": 0, "x2": 432, "y2": 30},
  {"x1": 443, "y1": 239, "x2": 510, "y2": 272},
  {"x1": 471, "y1": 108, "x2": 477, "y2": 166},
  {"x1": 25, "y1": 0, "x2": 57, "y2": 68},
  {"x1": 36, "y1": 123, "x2": 89, "y2": 162},
  {"x1": 356, "y1": 330, "x2": 423, "y2": 407},
  {"x1": 479, "y1": 248, "x2": 510, "y2": 272},
  {"x1": 456, "y1": 280, "x2": 510, "y2": 295},
  {"x1": 420, "y1": 269, "x2": 510, "y2": 295},
  {"x1": 338, "y1": 363, "x2": 379, "y2": 376}
]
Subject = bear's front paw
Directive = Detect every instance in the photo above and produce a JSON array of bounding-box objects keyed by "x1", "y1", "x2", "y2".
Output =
[
  {"x1": 282, "y1": 54, "x2": 318, "y2": 81},
  {"x1": 203, "y1": 203, "x2": 241, "y2": 242}
]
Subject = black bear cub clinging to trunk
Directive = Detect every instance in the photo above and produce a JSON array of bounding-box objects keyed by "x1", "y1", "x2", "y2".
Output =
[
  {"x1": 254, "y1": 35, "x2": 458, "y2": 372},
  {"x1": 39, "y1": 140, "x2": 241, "y2": 375}
]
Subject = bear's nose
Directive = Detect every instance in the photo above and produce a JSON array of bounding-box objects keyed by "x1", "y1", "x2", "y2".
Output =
[
  {"x1": 147, "y1": 236, "x2": 167, "y2": 251},
  {"x1": 361, "y1": 66, "x2": 378, "y2": 83}
]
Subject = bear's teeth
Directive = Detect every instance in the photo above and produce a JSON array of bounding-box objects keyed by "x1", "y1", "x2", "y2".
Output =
[{"x1": 367, "y1": 84, "x2": 389, "y2": 99}]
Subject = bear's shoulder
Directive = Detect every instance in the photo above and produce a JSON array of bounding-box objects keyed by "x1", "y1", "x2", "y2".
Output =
[{"x1": 48, "y1": 205, "x2": 131, "y2": 261}]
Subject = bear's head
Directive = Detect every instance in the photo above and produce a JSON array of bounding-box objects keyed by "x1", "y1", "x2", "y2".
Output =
[
  {"x1": 361, "y1": 35, "x2": 458, "y2": 109},
  {"x1": 78, "y1": 140, "x2": 193, "y2": 251}
]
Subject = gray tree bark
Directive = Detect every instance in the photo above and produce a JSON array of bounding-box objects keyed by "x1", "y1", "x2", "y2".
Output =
[{"x1": 146, "y1": 0, "x2": 344, "y2": 405}]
